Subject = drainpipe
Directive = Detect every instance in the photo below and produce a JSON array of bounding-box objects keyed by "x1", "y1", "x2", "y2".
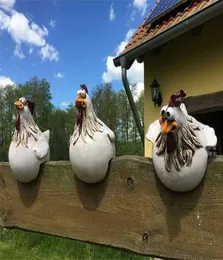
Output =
[
  {"x1": 114, "y1": 0, "x2": 223, "y2": 145},
  {"x1": 122, "y1": 67, "x2": 144, "y2": 146}
]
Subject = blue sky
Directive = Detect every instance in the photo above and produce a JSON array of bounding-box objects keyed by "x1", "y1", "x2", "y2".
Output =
[{"x1": 0, "y1": 0, "x2": 155, "y2": 109}]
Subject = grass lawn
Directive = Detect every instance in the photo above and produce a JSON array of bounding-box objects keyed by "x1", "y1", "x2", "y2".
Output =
[{"x1": 0, "y1": 228, "x2": 151, "y2": 260}]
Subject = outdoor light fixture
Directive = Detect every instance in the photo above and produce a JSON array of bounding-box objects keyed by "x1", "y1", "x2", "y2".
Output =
[{"x1": 150, "y1": 78, "x2": 162, "y2": 107}]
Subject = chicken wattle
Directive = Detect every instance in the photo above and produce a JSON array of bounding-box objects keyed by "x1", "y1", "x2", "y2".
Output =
[
  {"x1": 8, "y1": 97, "x2": 50, "y2": 183},
  {"x1": 69, "y1": 84, "x2": 116, "y2": 183},
  {"x1": 146, "y1": 90, "x2": 217, "y2": 192}
]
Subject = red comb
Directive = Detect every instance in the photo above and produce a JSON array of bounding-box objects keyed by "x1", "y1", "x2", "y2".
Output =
[
  {"x1": 168, "y1": 90, "x2": 186, "y2": 107},
  {"x1": 80, "y1": 84, "x2": 88, "y2": 94}
]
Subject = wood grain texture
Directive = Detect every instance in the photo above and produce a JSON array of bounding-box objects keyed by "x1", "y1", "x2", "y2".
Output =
[
  {"x1": 1, "y1": 155, "x2": 223, "y2": 260},
  {"x1": 183, "y1": 90, "x2": 223, "y2": 115}
]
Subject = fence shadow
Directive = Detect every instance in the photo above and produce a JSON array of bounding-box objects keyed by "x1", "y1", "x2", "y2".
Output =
[
  {"x1": 17, "y1": 164, "x2": 43, "y2": 208},
  {"x1": 74, "y1": 160, "x2": 111, "y2": 211},
  {"x1": 154, "y1": 166, "x2": 204, "y2": 242}
]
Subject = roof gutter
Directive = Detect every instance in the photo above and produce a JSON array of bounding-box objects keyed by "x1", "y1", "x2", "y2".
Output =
[
  {"x1": 114, "y1": 0, "x2": 223, "y2": 147},
  {"x1": 114, "y1": 0, "x2": 223, "y2": 68}
]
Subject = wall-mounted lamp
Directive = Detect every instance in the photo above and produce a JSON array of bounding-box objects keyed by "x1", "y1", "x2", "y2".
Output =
[{"x1": 150, "y1": 78, "x2": 162, "y2": 107}]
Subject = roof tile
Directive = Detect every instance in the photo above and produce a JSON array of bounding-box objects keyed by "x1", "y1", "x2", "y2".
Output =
[{"x1": 119, "y1": 0, "x2": 217, "y2": 56}]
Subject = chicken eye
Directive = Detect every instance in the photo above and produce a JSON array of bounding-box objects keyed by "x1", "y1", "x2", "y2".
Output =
[
  {"x1": 161, "y1": 109, "x2": 166, "y2": 118},
  {"x1": 19, "y1": 97, "x2": 26, "y2": 104},
  {"x1": 166, "y1": 107, "x2": 175, "y2": 121},
  {"x1": 160, "y1": 105, "x2": 168, "y2": 118}
]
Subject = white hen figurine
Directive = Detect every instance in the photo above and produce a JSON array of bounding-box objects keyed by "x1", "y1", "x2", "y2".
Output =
[
  {"x1": 146, "y1": 90, "x2": 217, "y2": 192},
  {"x1": 8, "y1": 97, "x2": 50, "y2": 183},
  {"x1": 69, "y1": 84, "x2": 116, "y2": 183}
]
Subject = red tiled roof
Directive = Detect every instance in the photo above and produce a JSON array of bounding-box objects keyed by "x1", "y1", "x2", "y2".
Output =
[{"x1": 119, "y1": 0, "x2": 218, "y2": 56}]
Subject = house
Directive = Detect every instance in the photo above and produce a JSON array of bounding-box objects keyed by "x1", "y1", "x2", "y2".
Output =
[{"x1": 113, "y1": 0, "x2": 223, "y2": 158}]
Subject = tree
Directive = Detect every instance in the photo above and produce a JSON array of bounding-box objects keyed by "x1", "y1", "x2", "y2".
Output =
[
  {"x1": 91, "y1": 83, "x2": 144, "y2": 156},
  {"x1": 0, "y1": 85, "x2": 18, "y2": 161},
  {"x1": 116, "y1": 89, "x2": 144, "y2": 156},
  {"x1": 0, "y1": 78, "x2": 144, "y2": 162},
  {"x1": 91, "y1": 83, "x2": 118, "y2": 133},
  {"x1": 16, "y1": 76, "x2": 53, "y2": 131},
  {"x1": 0, "y1": 77, "x2": 54, "y2": 161}
]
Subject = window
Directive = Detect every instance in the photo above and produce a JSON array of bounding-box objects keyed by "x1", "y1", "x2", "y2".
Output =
[{"x1": 193, "y1": 111, "x2": 223, "y2": 155}]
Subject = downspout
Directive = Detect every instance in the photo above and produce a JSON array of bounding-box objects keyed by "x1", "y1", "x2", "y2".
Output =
[
  {"x1": 114, "y1": 0, "x2": 223, "y2": 146},
  {"x1": 122, "y1": 67, "x2": 144, "y2": 146},
  {"x1": 113, "y1": 0, "x2": 223, "y2": 145}
]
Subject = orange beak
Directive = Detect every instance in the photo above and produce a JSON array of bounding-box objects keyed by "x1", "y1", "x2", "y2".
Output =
[
  {"x1": 159, "y1": 116, "x2": 178, "y2": 134},
  {"x1": 14, "y1": 101, "x2": 24, "y2": 110},
  {"x1": 75, "y1": 95, "x2": 86, "y2": 109}
]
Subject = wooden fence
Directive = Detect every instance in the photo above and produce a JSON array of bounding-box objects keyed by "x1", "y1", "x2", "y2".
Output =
[{"x1": 0, "y1": 155, "x2": 223, "y2": 260}]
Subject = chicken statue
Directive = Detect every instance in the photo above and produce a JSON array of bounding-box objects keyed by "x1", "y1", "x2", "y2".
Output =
[
  {"x1": 69, "y1": 84, "x2": 115, "y2": 183},
  {"x1": 8, "y1": 97, "x2": 50, "y2": 183},
  {"x1": 146, "y1": 90, "x2": 217, "y2": 192}
]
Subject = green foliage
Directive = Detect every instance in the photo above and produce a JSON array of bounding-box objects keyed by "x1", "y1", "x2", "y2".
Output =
[
  {"x1": 0, "y1": 77, "x2": 146, "y2": 259},
  {"x1": 91, "y1": 83, "x2": 118, "y2": 134},
  {"x1": 0, "y1": 77, "x2": 144, "y2": 161},
  {"x1": 0, "y1": 85, "x2": 18, "y2": 161},
  {"x1": 91, "y1": 83, "x2": 144, "y2": 156},
  {"x1": 0, "y1": 228, "x2": 150, "y2": 260},
  {"x1": 16, "y1": 76, "x2": 53, "y2": 131}
]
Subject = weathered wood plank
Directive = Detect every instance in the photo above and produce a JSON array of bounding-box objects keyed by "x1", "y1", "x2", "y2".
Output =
[
  {"x1": 184, "y1": 90, "x2": 223, "y2": 114},
  {"x1": 0, "y1": 155, "x2": 223, "y2": 260}
]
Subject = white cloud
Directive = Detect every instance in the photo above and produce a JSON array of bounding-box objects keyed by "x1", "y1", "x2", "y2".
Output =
[
  {"x1": 130, "y1": 9, "x2": 136, "y2": 21},
  {"x1": 130, "y1": 82, "x2": 144, "y2": 101},
  {"x1": 102, "y1": 56, "x2": 143, "y2": 84},
  {"x1": 102, "y1": 28, "x2": 144, "y2": 100},
  {"x1": 0, "y1": 1, "x2": 59, "y2": 61},
  {"x1": 40, "y1": 44, "x2": 59, "y2": 62},
  {"x1": 7, "y1": 11, "x2": 48, "y2": 46},
  {"x1": 14, "y1": 43, "x2": 25, "y2": 59},
  {"x1": 29, "y1": 48, "x2": 33, "y2": 54},
  {"x1": 61, "y1": 101, "x2": 71, "y2": 109},
  {"x1": 102, "y1": 56, "x2": 120, "y2": 83},
  {"x1": 133, "y1": 0, "x2": 148, "y2": 16},
  {"x1": 0, "y1": 0, "x2": 15, "y2": 9},
  {"x1": 49, "y1": 20, "x2": 56, "y2": 28},
  {"x1": 115, "y1": 28, "x2": 135, "y2": 56},
  {"x1": 54, "y1": 72, "x2": 64, "y2": 78},
  {"x1": 109, "y1": 3, "x2": 115, "y2": 21},
  {"x1": 0, "y1": 9, "x2": 11, "y2": 30},
  {"x1": 0, "y1": 75, "x2": 15, "y2": 88},
  {"x1": 103, "y1": 29, "x2": 143, "y2": 83}
]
